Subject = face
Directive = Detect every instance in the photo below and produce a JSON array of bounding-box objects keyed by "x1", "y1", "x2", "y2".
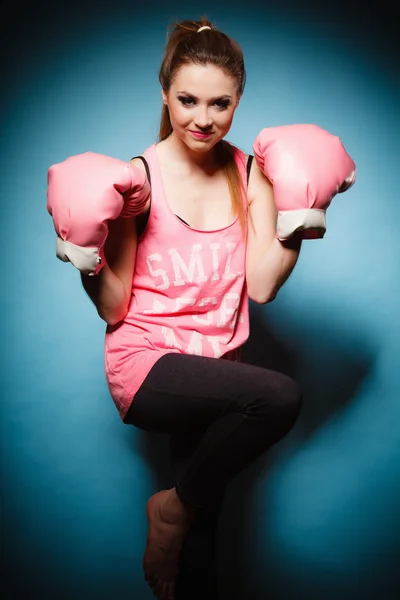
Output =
[{"x1": 162, "y1": 63, "x2": 240, "y2": 153}]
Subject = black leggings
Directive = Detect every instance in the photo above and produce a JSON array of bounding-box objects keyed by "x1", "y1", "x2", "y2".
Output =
[{"x1": 124, "y1": 353, "x2": 302, "y2": 598}]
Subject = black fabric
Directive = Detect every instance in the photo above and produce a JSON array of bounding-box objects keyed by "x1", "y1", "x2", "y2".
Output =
[
  {"x1": 131, "y1": 154, "x2": 151, "y2": 183},
  {"x1": 246, "y1": 154, "x2": 254, "y2": 182},
  {"x1": 125, "y1": 353, "x2": 302, "y2": 599},
  {"x1": 125, "y1": 353, "x2": 302, "y2": 511}
]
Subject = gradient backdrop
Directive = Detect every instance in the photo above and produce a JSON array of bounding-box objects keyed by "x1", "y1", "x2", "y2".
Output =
[{"x1": 1, "y1": 1, "x2": 399, "y2": 598}]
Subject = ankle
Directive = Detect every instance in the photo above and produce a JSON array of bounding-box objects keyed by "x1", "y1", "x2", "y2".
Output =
[{"x1": 161, "y1": 488, "x2": 196, "y2": 523}]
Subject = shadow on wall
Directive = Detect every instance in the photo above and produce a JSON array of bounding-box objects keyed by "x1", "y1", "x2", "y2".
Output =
[{"x1": 129, "y1": 301, "x2": 376, "y2": 599}]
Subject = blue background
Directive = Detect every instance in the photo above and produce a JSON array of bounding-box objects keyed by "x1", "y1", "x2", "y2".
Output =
[{"x1": 1, "y1": 1, "x2": 399, "y2": 598}]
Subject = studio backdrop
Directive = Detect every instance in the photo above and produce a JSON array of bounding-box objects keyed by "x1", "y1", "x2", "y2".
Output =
[{"x1": 1, "y1": 1, "x2": 399, "y2": 599}]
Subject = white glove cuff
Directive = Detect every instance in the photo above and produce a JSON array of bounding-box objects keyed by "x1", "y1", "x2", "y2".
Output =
[
  {"x1": 276, "y1": 208, "x2": 326, "y2": 240},
  {"x1": 56, "y1": 237, "x2": 105, "y2": 276}
]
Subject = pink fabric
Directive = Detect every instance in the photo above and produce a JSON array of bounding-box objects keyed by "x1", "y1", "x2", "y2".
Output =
[
  {"x1": 104, "y1": 143, "x2": 250, "y2": 420},
  {"x1": 47, "y1": 152, "x2": 150, "y2": 275},
  {"x1": 252, "y1": 124, "x2": 356, "y2": 241},
  {"x1": 253, "y1": 124, "x2": 356, "y2": 211}
]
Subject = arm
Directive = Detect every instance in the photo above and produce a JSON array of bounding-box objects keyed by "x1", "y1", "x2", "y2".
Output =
[
  {"x1": 246, "y1": 159, "x2": 302, "y2": 304},
  {"x1": 80, "y1": 157, "x2": 150, "y2": 325},
  {"x1": 80, "y1": 216, "x2": 137, "y2": 325}
]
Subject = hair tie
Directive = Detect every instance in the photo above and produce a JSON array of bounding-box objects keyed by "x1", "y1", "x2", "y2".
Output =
[{"x1": 197, "y1": 26, "x2": 211, "y2": 33}]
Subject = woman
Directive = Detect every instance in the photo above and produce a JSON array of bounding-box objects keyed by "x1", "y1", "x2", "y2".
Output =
[
  {"x1": 99, "y1": 17, "x2": 301, "y2": 600},
  {"x1": 48, "y1": 16, "x2": 355, "y2": 600}
]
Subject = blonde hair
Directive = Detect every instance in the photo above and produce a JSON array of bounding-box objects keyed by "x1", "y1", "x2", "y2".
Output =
[{"x1": 158, "y1": 17, "x2": 247, "y2": 233}]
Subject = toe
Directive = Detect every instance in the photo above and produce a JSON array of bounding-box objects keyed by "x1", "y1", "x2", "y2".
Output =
[
  {"x1": 167, "y1": 581, "x2": 175, "y2": 600},
  {"x1": 161, "y1": 581, "x2": 172, "y2": 600},
  {"x1": 148, "y1": 574, "x2": 158, "y2": 594},
  {"x1": 143, "y1": 559, "x2": 152, "y2": 582},
  {"x1": 152, "y1": 574, "x2": 163, "y2": 598}
]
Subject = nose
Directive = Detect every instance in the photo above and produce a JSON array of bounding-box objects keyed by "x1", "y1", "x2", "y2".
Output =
[{"x1": 194, "y1": 106, "x2": 212, "y2": 129}]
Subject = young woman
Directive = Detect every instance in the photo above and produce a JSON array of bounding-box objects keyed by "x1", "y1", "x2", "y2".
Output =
[{"x1": 47, "y1": 16, "x2": 355, "y2": 600}]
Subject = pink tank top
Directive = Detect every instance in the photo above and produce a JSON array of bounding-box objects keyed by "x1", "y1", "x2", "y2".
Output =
[{"x1": 104, "y1": 143, "x2": 250, "y2": 420}]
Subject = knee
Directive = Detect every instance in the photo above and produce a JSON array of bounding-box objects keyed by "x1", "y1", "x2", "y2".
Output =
[
  {"x1": 257, "y1": 372, "x2": 303, "y2": 431},
  {"x1": 279, "y1": 374, "x2": 303, "y2": 427}
]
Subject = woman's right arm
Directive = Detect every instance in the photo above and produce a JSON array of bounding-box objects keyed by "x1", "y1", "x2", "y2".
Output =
[{"x1": 80, "y1": 157, "x2": 150, "y2": 326}]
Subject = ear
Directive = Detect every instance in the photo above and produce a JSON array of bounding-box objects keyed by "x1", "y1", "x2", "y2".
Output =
[{"x1": 161, "y1": 89, "x2": 168, "y2": 105}]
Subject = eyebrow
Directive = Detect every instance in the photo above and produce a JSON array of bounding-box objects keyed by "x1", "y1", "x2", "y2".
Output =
[{"x1": 176, "y1": 91, "x2": 232, "y2": 101}]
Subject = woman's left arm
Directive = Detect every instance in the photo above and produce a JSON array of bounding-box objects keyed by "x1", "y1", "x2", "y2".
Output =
[{"x1": 245, "y1": 160, "x2": 302, "y2": 304}]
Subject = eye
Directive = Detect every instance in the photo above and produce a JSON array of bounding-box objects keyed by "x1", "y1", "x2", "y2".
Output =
[
  {"x1": 178, "y1": 96, "x2": 195, "y2": 106},
  {"x1": 214, "y1": 99, "x2": 231, "y2": 110}
]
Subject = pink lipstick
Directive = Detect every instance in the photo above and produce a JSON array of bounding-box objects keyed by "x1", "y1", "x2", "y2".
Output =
[{"x1": 190, "y1": 130, "x2": 213, "y2": 140}]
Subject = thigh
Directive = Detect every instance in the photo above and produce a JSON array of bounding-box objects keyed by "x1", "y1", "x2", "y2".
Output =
[{"x1": 124, "y1": 352, "x2": 294, "y2": 434}]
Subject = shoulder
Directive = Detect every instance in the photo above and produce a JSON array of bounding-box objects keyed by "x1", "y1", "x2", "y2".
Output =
[
  {"x1": 247, "y1": 157, "x2": 274, "y2": 207},
  {"x1": 129, "y1": 142, "x2": 156, "y2": 167},
  {"x1": 245, "y1": 158, "x2": 276, "y2": 239},
  {"x1": 129, "y1": 154, "x2": 148, "y2": 173},
  {"x1": 129, "y1": 152, "x2": 152, "y2": 217}
]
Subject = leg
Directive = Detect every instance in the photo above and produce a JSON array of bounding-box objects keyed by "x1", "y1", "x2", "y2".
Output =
[
  {"x1": 127, "y1": 353, "x2": 302, "y2": 510},
  {"x1": 124, "y1": 353, "x2": 302, "y2": 599},
  {"x1": 170, "y1": 431, "x2": 222, "y2": 600}
]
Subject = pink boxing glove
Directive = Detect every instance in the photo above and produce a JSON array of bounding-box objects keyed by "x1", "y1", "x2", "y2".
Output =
[
  {"x1": 252, "y1": 124, "x2": 356, "y2": 240},
  {"x1": 47, "y1": 152, "x2": 150, "y2": 275}
]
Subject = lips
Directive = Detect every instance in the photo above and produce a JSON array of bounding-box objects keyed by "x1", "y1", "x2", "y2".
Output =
[{"x1": 189, "y1": 130, "x2": 213, "y2": 139}]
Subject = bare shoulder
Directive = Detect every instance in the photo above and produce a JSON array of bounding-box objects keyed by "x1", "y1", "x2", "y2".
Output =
[
  {"x1": 247, "y1": 156, "x2": 274, "y2": 208},
  {"x1": 245, "y1": 156, "x2": 276, "y2": 241},
  {"x1": 129, "y1": 154, "x2": 151, "y2": 216},
  {"x1": 233, "y1": 147, "x2": 273, "y2": 205},
  {"x1": 129, "y1": 155, "x2": 147, "y2": 172}
]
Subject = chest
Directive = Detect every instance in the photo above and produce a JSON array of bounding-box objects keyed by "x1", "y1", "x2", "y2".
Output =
[{"x1": 160, "y1": 167, "x2": 236, "y2": 231}]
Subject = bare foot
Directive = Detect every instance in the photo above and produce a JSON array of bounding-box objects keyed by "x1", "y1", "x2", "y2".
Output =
[{"x1": 143, "y1": 488, "x2": 196, "y2": 600}]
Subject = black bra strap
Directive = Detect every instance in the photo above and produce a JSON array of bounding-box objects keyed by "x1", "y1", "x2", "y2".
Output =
[
  {"x1": 131, "y1": 155, "x2": 151, "y2": 186},
  {"x1": 246, "y1": 155, "x2": 254, "y2": 187}
]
